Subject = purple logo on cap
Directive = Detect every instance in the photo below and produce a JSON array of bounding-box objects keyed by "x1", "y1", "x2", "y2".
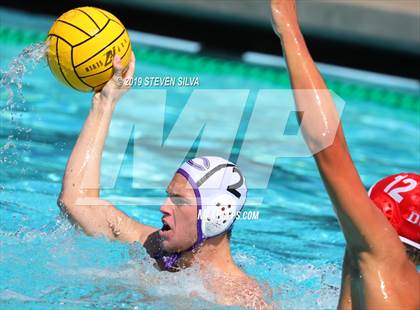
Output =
[{"x1": 187, "y1": 157, "x2": 210, "y2": 171}]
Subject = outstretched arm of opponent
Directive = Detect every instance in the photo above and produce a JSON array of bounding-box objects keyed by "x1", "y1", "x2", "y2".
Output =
[
  {"x1": 58, "y1": 53, "x2": 157, "y2": 244},
  {"x1": 270, "y1": 0, "x2": 408, "y2": 263}
]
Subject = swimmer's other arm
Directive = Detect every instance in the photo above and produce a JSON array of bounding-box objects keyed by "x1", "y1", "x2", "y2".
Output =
[
  {"x1": 271, "y1": 0, "x2": 413, "y2": 270},
  {"x1": 58, "y1": 53, "x2": 157, "y2": 244},
  {"x1": 271, "y1": 1, "x2": 419, "y2": 308}
]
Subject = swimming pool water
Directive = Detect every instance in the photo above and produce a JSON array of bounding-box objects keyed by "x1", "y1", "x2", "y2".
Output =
[{"x1": 1, "y1": 22, "x2": 419, "y2": 310}]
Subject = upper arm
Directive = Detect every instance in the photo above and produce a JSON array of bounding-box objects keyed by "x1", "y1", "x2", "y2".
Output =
[
  {"x1": 314, "y1": 128, "x2": 405, "y2": 259},
  {"x1": 58, "y1": 196, "x2": 157, "y2": 244}
]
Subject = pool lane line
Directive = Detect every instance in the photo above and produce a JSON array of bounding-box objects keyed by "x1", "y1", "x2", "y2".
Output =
[
  {"x1": 128, "y1": 30, "x2": 201, "y2": 54},
  {"x1": 128, "y1": 45, "x2": 419, "y2": 113},
  {"x1": 0, "y1": 24, "x2": 418, "y2": 114},
  {"x1": 242, "y1": 52, "x2": 420, "y2": 92}
]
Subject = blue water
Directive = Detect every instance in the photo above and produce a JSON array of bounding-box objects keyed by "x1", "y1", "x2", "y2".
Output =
[{"x1": 1, "y1": 36, "x2": 419, "y2": 310}]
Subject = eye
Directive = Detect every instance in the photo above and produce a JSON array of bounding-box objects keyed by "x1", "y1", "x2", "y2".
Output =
[
  {"x1": 169, "y1": 196, "x2": 179, "y2": 205},
  {"x1": 170, "y1": 196, "x2": 188, "y2": 206}
]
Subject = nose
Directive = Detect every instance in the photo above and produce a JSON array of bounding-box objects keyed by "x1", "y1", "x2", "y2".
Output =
[{"x1": 160, "y1": 198, "x2": 174, "y2": 215}]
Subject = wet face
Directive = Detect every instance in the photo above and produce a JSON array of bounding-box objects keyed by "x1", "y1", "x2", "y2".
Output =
[{"x1": 159, "y1": 173, "x2": 198, "y2": 253}]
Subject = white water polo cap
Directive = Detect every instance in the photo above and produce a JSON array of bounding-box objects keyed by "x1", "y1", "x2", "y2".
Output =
[{"x1": 177, "y1": 156, "x2": 247, "y2": 241}]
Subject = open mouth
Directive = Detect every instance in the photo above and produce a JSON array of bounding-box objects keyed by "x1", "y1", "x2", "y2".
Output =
[
  {"x1": 161, "y1": 217, "x2": 172, "y2": 232},
  {"x1": 161, "y1": 223, "x2": 171, "y2": 231}
]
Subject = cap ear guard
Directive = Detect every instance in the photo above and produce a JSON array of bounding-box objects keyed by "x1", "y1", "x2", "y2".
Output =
[
  {"x1": 368, "y1": 173, "x2": 420, "y2": 249},
  {"x1": 201, "y1": 194, "x2": 241, "y2": 238}
]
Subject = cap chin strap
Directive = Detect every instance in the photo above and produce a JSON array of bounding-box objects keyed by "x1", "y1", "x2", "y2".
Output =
[
  {"x1": 399, "y1": 236, "x2": 420, "y2": 250},
  {"x1": 176, "y1": 168, "x2": 204, "y2": 246}
]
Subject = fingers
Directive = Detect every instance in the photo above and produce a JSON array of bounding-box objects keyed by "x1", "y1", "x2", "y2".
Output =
[
  {"x1": 113, "y1": 55, "x2": 123, "y2": 77},
  {"x1": 110, "y1": 52, "x2": 135, "y2": 88},
  {"x1": 123, "y1": 52, "x2": 136, "y2": 80},
  {"x1": 112, "y1": 55, "x2": 124, "y2": 86}
]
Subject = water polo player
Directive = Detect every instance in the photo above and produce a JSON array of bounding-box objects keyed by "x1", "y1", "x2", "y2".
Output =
[
  {"x1": 271, "y1": 0, "x2": 419, "y2": 309},
  {"x1": 57, "y1": 53, "x2": 269, "y2": 309}
]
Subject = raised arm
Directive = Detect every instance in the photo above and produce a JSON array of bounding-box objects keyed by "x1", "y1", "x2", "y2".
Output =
[
  {"x1": 270, "y1": 0, "x2": 406, "y2": 261},
  {"x1": 58, "y1": 53, "x2": 157, "y2": 244}
]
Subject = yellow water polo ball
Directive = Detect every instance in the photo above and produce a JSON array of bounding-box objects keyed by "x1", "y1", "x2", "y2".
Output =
[{"x1": 47, "y1": 7, "x2": 132, "y2": 92}]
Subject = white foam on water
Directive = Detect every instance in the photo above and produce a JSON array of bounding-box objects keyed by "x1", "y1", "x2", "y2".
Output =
[
  {"x1": 56, "y1": 258, "x2": 217, "y2": 308},
  {"x1": 277, "y1": 263, "x2": 341, "y2": 309},
  {"x1": 0, "y1": 212, "x2": 343, "y2": 309},
  {"x1": 0, "y1": 289, "x2": 40, "y2": 302}
]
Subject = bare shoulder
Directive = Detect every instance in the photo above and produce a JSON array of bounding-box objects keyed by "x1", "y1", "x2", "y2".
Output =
[
  {"x1": 212, "y1": 271, "x2": 272, "y2": 309},
  {"x1": 357, "y1": 253, "x2": 420, "y2": 309},
  {"x1": 381, "y1": 261, "x2": 420, "y2": 309},
  {"x1": 396, "y1": 260, "x2": 420, "y2": 308},
  {"x1": 237, "y1": 275, "x2": 272, "y2": 310}
]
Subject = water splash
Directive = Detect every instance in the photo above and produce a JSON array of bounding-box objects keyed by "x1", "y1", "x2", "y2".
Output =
[
  {"x1": 0, "y1": 41, "x2": 48, "y2": 193},
  {"x1": 0, "y1": 41, "x2": 48, "y2": 107}
]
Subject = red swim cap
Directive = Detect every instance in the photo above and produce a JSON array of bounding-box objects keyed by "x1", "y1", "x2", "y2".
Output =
[{"x1": 368, "y1": 173, "x2": 420, "y2": 249}]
